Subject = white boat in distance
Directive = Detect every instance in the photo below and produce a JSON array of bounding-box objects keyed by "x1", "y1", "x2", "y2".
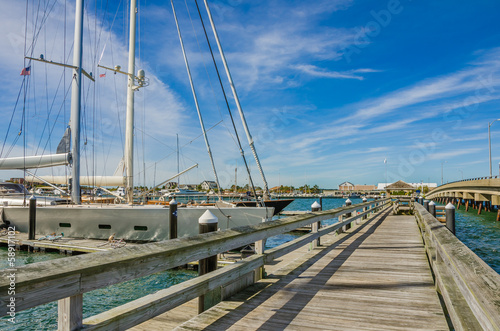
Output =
[{"x1": 0, "y1": 0, "x2": 274, "y2": 241}]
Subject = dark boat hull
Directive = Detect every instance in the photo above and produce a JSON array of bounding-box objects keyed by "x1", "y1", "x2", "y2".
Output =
[{"x1": 233, "y1": 199, "x2": 294, "y2": 215}]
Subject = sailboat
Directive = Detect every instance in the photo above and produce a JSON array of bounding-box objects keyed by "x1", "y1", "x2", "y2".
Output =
[{"x1": 0, "y1": 0, "x2": 274, "y2": 241}]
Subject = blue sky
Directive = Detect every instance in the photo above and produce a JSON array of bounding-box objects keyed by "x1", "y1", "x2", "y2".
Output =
[{"x1": 1, "y1": 0, "x2": 500, "y2": 189}]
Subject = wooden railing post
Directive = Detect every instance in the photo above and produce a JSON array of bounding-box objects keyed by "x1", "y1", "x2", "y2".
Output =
[
  {"x1": 362, "y1": 197, "x2": 367, "y2": 220},
  {"x1": 310, "y1": 201, "x2": 321, "y2": 249},
  {"x1": 58, "y1": 294, "x2": 83, "y2": 331},
  {"x1": 198, "y1": 210, "x2": 219, "y2": 313},
  {"x1": 254, "y1": 217, "x2": 267, "y2": 281},
  {"x1": 344, "y1": 198, "x2": 352, "y2": 231}
]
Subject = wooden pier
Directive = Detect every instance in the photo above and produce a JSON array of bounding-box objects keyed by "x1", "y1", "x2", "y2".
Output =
[
  {"x1": 1, "y1": 198, "x2": 499, "y2": 330},
  {"x1": 157, "y1": 209, "x2": 448, "y2": 330}
]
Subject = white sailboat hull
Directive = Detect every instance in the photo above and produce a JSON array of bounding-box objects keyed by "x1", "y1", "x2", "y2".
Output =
[{"x1": 2, "y1": 204, "x2": 274, "y2": 241}]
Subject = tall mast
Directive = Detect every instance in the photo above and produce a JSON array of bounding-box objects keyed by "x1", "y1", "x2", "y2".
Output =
[
  {"x1": 70, "y1": 0, "x2": 84, "y2": 204},
  {"x1": 203, "y1": 0, "x2": 269, "y2": 200},
  {"x1": 125, "y1": 0, "x2": 137, "y2": 204}
]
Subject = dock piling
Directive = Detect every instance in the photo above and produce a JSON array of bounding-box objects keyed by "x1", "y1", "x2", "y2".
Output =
[
  {"x1": 169, "y1": 198, "x2": 178, "y2": 240},
  {"x1": 424, "y1": 199, "x2": 429, "y2": 212},
  {"x1": 445, "y1": 202, "x2": 456, "y2": 234},
  {"x1": 198, "y1": 210, "x2": 219, "y2": 313},
  {"x1": 28, "y1": 197, "x2": 36, "y2": 240},
  {"x1": 429, "y1": 201, "x2": 436, "y2": 218}
]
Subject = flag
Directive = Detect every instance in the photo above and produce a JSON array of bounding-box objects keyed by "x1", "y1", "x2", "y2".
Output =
[
  {"x1": 99, "y1": 73, "x2": 106, "y2": 78},
  {"x1": 20, "y1": 66, "x2": 31, "y2": 76},
  {"x1": 384, "y1": 158, "x2": 387, "y2": 164}
]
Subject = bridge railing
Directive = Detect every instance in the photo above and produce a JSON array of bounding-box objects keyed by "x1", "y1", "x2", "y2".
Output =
[
  {"x1": 414, "y1": 203, "x2": 500, "y2": 330},
  {"x1": 0, "y1": 199, "x2": 391, "y2": 330}
]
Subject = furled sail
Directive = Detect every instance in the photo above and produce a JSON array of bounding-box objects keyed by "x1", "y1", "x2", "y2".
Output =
[
  {"x1": 56, "y1": 127, "x2": 71, "y2": 154},
  {"x1": 0, "y1": 153, "x2": 70, "y2": 170},
  {"x1": 24, "y1": 175, "x2": 125, "y2": 186}
]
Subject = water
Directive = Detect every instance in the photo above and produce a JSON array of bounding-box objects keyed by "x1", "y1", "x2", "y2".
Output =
[
  {"x1": 452, "y1": 205, "x2": 500, "y2": 273},
  {"x1": 2, "y1": 196, "x2": 499, "y2": 330},
  {"x1": 0, "y1": 249, "x2": 197, "y2": 331}
]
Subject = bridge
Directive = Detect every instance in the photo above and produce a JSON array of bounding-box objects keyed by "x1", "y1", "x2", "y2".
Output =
[
  {"x1": 425, "y1": 177, "x2": 500, "y2": 219},
  {"x1": 1, "y1": 198, "x2": 499, "y2": 330}
]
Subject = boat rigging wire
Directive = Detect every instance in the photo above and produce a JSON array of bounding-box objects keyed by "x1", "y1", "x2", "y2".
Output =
[
  {"x1": 171, "y1": 0, "x2": 223, "y2": 200},
  {"x1": 193, "y1": 0, "x2": 260, "y2": 205}
]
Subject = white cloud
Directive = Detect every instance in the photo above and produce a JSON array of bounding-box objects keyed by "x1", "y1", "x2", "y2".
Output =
[{"x1": 293, "y1": 64, "x2": 381, "y2": 80}]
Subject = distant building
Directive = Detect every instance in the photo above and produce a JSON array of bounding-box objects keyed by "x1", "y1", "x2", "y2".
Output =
[
  {"x1": 339, "y1": 181, "x2": 355, "y2": 191},
  {"x1": 339, "y1": 181, "x2": 376, "y2": 191},
  {"x1": 201, "y1": 180, "x2": 217, "y2": 191},
  {"x1": 377, "y1": 182, "x2": 437, "y2": 190}
]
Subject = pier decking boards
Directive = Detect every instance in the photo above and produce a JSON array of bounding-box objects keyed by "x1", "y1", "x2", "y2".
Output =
[{"x1": 137, "y1": 210, "x2": 448, "y2": 330}]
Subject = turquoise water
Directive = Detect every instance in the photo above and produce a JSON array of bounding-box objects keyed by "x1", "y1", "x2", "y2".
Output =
[
  {"x1": 453, "y1": 205, "x2": 500, "y2": 273},
  {"x1": 1, "y1": 196, "x2": 499, "y2": 330},
  {"x1": 0, "y1": 249, "x2": 197, "y2": 331}
]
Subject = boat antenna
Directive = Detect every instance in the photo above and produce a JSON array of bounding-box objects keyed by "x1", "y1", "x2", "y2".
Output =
[
  {"x1": 193, "y1": 0, "x2": 260, "y2": 204},
  {"x1": 171, "y1": 0, "x2": 223, "y2": 200},
  {"x1": 202, "y1": 0, "x2": 270, "y2": 200}
]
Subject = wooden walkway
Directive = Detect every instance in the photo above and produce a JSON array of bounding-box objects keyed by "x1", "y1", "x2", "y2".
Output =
[{"x1": 171, "y1": 210, "x2": 449, "y2": 330}]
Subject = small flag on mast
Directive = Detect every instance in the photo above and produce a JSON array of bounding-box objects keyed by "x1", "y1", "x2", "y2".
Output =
[
  {"x1": 384, "y1": 158, "x2": 387, "y2": 164},
  {"x1": 20, "y1": 66, "x2": 31, "y2": 76},
  {"x1": 99, "y1": 73, "x2": 106, "y2": 78}
]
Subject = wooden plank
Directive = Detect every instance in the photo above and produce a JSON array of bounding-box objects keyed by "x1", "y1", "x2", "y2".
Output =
[{"x1": 175, "y1": 211, "x2": 449, "y2": 330}]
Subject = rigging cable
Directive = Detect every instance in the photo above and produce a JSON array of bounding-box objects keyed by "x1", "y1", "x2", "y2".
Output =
[
  {"x1": 193, "y1": 0, "x2": 260, "y2": 204},
  {"x1": 170, "y1": 0, "x2": 223, "y2": 200}
]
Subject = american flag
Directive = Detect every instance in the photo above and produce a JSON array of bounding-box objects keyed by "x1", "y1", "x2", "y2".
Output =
[
  {"x1": 99, "y1": 73, "x2": 106, "y2": 78},
  {"x1": 20, "y1": 66, "x2": 31, "y2": 76}
]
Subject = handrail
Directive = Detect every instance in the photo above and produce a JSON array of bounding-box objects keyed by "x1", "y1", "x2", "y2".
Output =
[
  {"x1": 0, "y1": 199, "x2": 390, "y2": 317},
  {"x1": 414, "y1": 203, "x2": 500, "y2": 330}
]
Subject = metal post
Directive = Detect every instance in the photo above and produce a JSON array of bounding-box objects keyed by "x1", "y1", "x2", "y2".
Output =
[
  {"x1": 445, "y1": 202, "x2": 456, "y2": 234},
  {"x1": 429, "y1": 201, "x2": 436, "y2": 218},
  {"x1": 198, "y1": 210, "x2": 219, "y2": 313},
  {"x1": 424, "y1": 199, "x2": 429, "y2": 212},
  {"x1": 28, "y1": 197, "x2": 36, "y2": 240},
  {"x1": 169, "y1": 199, "x2": 178, "y2": 240},
  {"x1": 311, "y1": 201, "x2": 321, "y2": 249}
]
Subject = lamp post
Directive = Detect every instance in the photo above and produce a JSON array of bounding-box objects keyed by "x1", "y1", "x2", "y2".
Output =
[
  {"x1": 489, "y1": 119, "x2": 500, "y2": 177},
  {"x1": 458, "y1": 169, "x2": 463, "y2": 180},
  {"x1": 441, "y1": 161, "x2": 447, "y2": 185}
]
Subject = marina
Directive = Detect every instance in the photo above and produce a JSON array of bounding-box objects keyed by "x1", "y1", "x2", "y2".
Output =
[{"x1": 1, "y1": 198, "x2": 500, "y2": 330}]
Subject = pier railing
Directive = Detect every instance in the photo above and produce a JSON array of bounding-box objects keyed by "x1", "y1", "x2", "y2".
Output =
[
  {"x1": 414, "y1": 203, "x2": 500, "y2": 330},
  {"x1": 0, "y1": 199, "x2": 390, "y2": 330}
]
